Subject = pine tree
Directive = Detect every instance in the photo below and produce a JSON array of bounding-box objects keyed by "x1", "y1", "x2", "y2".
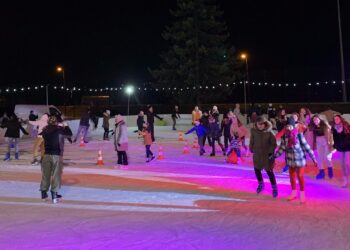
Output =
[{"x1": 150, "y1": 0, "x2": 240, "y2": 103}]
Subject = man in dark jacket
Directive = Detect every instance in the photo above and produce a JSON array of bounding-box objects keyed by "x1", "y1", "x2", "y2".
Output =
[
  {"x1": 2, "y1": 114, "x2": 28, "y2": 160},
  {"x1": 136, "y1": 111, "x2": 145, "y2": 132},
  {"x1": 146, "y1": 105, "x2": 163, "y2": 142},
  {"x1": 73, "y1": 109, "x2": 91, "y2": 143},
  {"x1": 40, "y1": 116, "x2": 72, "y2": 203},
  {"x1": 171, "y1": 105, "x2": 181, "y2": 130},
  {"x1": 200, "y1": 111, "x2": 210, "y2": 147}
]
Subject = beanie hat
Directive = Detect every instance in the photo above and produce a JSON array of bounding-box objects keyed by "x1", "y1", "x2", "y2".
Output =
[{"x1": 286, "y1": 117, "x2": 295, "y2": 127}]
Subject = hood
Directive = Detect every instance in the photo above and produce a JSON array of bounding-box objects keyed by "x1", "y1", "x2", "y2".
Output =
[{"x1": 253, "y1": 119, "x2": 273, "y2": 132}]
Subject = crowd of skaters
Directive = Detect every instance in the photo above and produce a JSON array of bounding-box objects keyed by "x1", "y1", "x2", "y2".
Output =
[{"x1": 0, "y1": 103, "x2": 349, "y2": 204}]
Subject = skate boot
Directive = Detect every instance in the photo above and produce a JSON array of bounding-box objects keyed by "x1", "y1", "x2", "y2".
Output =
[
  {"x1": 316, "y1": 169, "x2": 325, "y2": 180},
  {"x1": 51, "y1": 191, "x2": 59, "y2": 204},
  {"x1": 3, "y1": 153, "x2": 10, "y2": 161},
  {"x1": 328, "y1": 167, "x2": 333, "y2": 179},
  {"x1": 31, "y1": 159, "x2": 40, "y2": 165},
  {"x1": 256, "y1": 182, "x2": 264, "y2": 194},
  {"x1": 41, "y1": 191, "x2": 48, "y2": 200},
  {"x1": 287, "y1": 190, "x2": 297, "y2": 201},
  {"x1": 272, "y1": 185, "x2": 278, "y2": 198}
]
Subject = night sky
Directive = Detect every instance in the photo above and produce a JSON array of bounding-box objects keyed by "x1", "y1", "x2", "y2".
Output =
[{"x1": 1, "y1": 0, "x2": 349, "y2": 88}]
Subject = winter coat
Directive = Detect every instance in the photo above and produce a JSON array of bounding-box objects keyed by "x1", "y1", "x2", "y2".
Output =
[
  {"x1": 114, "y1": 121, "x2": 128, "y2": 151},
  {"x1": 211, "y1": 111, "x2": 220, "y2": 123},
  {"x1": 137, "y1": 115, "x2": 145, "y2": 131},
  {"x1": 41, "y1": 125, "x2": 72, "y2": 155},
  {"x1": 274, "y1": 131, "x2": 316, "y2": 168},
  {"x1": 102, "y1": 112, "x2": 110, "y2": 129},
  {"x1": 221, "y1": 120, "x2": 232, "y2": 138},
  {"x1": 192, "y1": 110, "x2": 202, "y2": 124},
  {"x1": 186, "y1": 125, "x2": 207, "y2": 137},
  {"x1": 79, "y1": 112, "x2": 91, "y2": 126},
  {"x1": 142, "y1": 129, "x2": 152, "y2": 146},
  {"x1": 171, "y1": 109, "x2": 181, "y2": 119},
  {"x1": 146, "y1": 111, "x2": 162, "y2": 124},
  {"x1": 207, "y1": 122, "x2": 221, "y2": 139},
  {"x1": 1, "y1": 118, "x2": 28, "y2": 138},
  {"x1": 249, "y1": 122, "x2": 276, "y2": 170},
  {"x1": 29, "y1": 114, "x2": 48, "y2": 137},
  {"x1": 332, "y1": 127, "x2": 350, "y2": 152}
]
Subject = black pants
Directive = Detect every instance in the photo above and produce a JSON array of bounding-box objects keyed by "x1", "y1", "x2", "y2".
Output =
[
  {"x1": 145, "y1": 145, "x2": 153, "y2": 158},
  {"x1": 224, "y1": 135, "x2": 232, "y2": 151},
  {"x1": 149, "y1": 123, "x2": 155, "y2": 142},
  {"x1": 103, "y1": 128, "x2": 109, "y2": 140},
  {"x1": 117, "y1": 150, "x2": 128, "y2": 165},
  {"x1": 211, "y1": 137, "x2": 224, "y2": 154},
  {"x1": 204, "y1": 135, "x2": 211, "y2": 147},
  {"x1": 172, "y1": 117, "x2": 176, "y2": 129},
  {"x1": 254, "y1": 168, "x2": 276, "y2": 185}
]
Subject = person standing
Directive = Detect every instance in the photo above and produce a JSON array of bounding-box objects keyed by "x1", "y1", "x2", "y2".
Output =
[
  {"x1": 207, "y1": 115, "x2": 225, "y2": 156},
  {"x1": 73, "y1": 109, "x2": 91, "y2": 143},
  {"x1": 171, "y1": 105, "x2": 181, "y2": 131},
  {"x1": 273, "y1": 117, "x2": 317, "y2": 203},
  {"x1": 192, "y1": 106, "x2": 202, "y2": 125},
  {"x1": 221, "y1": 115, "x2": 232, "y2": 152},
  {"x1": 114, "y1": 115, "x2": 128, "y2": 168},
  {"x1": 2, "y1": 114, "x2": 29, "y2": 160},
  {"x1": 249, "y1": 117, "x2": 278, "y2": 197},
  {"x1": 309, "y1": 115, "x2": 334, "y2": 179},
  {"x1": 29, "y1": 114, "x2": 49, "y2": 165},
  {"x1": 141, "y1": 123, "x2": 155, "y2": 162},
  {"x1": 200, "y1": 110, "x2": 211, "y2": 147},
  {"x1": 40, "y1": 116, "x2": 72, "y2": 203},
  {"x1": 146, "y1": 105, "x2": 163, "y2": 142},
  {"x1": 210, "y1": 105, "x2": 220, "y2": 123},
  {"x1": 102, "y1": 109, "x2": 111, "y2": 140},
  {"x1": 332, "y1": 115, "x2": 350, "y2": 187}
]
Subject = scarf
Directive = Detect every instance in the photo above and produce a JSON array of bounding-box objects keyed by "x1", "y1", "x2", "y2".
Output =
[{"x1": 286, "y1": 128, "x2": 298, "y2": 148}]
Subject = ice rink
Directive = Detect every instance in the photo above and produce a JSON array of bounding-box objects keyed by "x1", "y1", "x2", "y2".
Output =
[{"x1": 1, "y1": 125, "x2": 350, "y2": 250}]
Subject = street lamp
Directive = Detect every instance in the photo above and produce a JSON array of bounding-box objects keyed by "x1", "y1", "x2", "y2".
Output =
[
  {"x1": 240, "y1": 53, "x2": 249, "y2": 117},
  {"x1": 337, "y1": 0, "x2": 347, "y2": 102},
  {"x1": 125, "y1": 85, "x2": 134, "y2": 118},
  {"x1": 56, "y1": 66, "x2": 66, "y2": 113}
]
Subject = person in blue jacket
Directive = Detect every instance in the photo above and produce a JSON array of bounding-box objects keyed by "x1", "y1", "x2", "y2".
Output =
[{"x1": 185, "y1": 120, "x2": 206, "y2": 155}]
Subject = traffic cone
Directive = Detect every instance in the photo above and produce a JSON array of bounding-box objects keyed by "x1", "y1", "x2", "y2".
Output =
[
  {"x1": 178, "y1": 132, "x2": 184, "y2": 141},
  {"x1": 157, "y1": 144, "x2": 165, "y2": 160},
  {"x1": 183, "y1": 141, "x2": 190, "y2": 154},
  {"x1": 192, "y1": 137, "x2": 199, "y2": 148},
  {"x1": 79, "y1": 136, "x2": 85, "y2": 147},
  {"x1": 96, "y1": 149, "x2": 104, "y2": 166}
]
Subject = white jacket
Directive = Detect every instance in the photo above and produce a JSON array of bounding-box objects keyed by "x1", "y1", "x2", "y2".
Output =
[{"x1": 114, "y1": 121, "x2": 128, "y2": 151}]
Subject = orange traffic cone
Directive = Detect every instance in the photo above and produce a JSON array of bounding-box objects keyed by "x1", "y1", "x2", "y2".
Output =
[
  {"x1": 192, "y1": 137, "x2": 199, "y2": 148},
  {"x1": 157, "y1": 144, "x2": 165, "y2": 160},
  {"x1": 183, "y1": 141, "x2": 190, "y2": 154},
  {"x1": 96, "y1": 149, "x2": 104, "y2": 166},
  {"x1": 79, "y1": 136, "x2": 85, "y2": 147},
  {"x1": 178, "y1": 132, "x2": 184, "y2": 141}
]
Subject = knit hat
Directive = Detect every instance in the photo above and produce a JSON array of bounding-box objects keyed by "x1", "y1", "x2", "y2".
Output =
[
  {"x1": 115, "y1": 114, "x2": 124, "y2": 124},
  {"x1": 286, "y1": 117, "x2": 295, "y2": 127},
  {"x1": 48, "y1": 116, "x2": 57, "y2": 125}
]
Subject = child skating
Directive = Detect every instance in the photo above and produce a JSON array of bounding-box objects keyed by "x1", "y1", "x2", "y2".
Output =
[
  {"x1": 141, "y1": 123, "x2": 155, "y2": 162},
  {"x1": 185, "y1": 120, "x2": 207, "y2": 156}
]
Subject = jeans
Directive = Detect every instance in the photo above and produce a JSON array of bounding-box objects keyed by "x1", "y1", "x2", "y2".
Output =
[
  {"x1": 145, "y1": 145, "x2": 153, "y2": 158},
  {"x1": 339, "y1": 151, "x2": 350, "y2": 177},
  {"x1": 316, "y1": 136, "x2": 332, "y2": 169},
  {"x1": 198, "y1": 136, "x2": 205, "y2": 154},
  {"x1": 7, "y1": 138, "x2": 19, "y2": 154}
]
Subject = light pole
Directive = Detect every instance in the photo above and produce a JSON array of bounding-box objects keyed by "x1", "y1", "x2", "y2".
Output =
[
  {"x1": 240, "y1": 53, "x2": 249, "y2": 116},
  {"x1": 56, "y1": 66, "x2": 66, "y2": 113},
  {"x1": 125, "y1": 86, "x2": 134, "y2": 121},
  {"x1": 337, "y1": 0, "x2": 347, "y2": 102},
  {"x1": 46, "y1": 84, "x2": 49, "y2": 109}
]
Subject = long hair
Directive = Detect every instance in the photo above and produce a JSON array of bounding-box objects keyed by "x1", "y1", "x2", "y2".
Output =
[
  {"x1": 231, "y1": 115, "x2": 243, "y2": 127},
  {"x1": 309, "y1": 114, "x2": 330, "y2": 131},
  {"x1": 333, "y1": 115, "x2": 350, "y2": 134}
]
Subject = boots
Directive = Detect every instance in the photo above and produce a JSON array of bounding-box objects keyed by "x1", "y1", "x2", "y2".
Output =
[
  {"x1": 51, "y1": 191, "x2": 58, "y2": 204},
  {"x1": 256, "y1": 182, "x2": 264, "y2": 194},
  {"x1": 41, "y1": 191, "x2": 48, "y2": 200},
  {"x1": 272, "y1": 185, "x2": 278, "y2": 198},
  {"x1": 287, "y1": 190, "x2": 297, "y2": 201},
  {"x1": 300, "y1": 191, "x2": 306, "y2": 204},
  {"x1": 328, "y1": 167, "x2": 333, "y2": 179},
  {"x1": 316, "y1": 169, "x2": 325, "y2": 180},
  {"x1": 341, "y1": 176, "x2": 348, "y2": 188},
  {"x1": 3, "y1": 153, "x2": 10, "y2": 161},
  {"x1": 15, "y1": 152, "x2": 19, "y2": 160}
]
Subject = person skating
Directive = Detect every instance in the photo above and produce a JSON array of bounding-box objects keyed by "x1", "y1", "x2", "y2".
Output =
[
  {"x1": 29, "y1": 114, "x2": 49, "y2": 165},
  {"x1": 332, "y1": 115, "x2": 350, "y2": 187},
  {"x1": 102, "y1": 109, "x2": 111, "y2": 140},
  {"x1": 146, "y1": 105, "x2": 163, "y2": 142},
  {"x1": 230, "y1": 114, "x2": 249, "y2": 157},
  {"x1": 200, "y1": 110, "x2": 211, "y2": 147},
  {"x1": 249, "y1": 116, "x2": 278, "y2": 197},
  {"x1": 308, "y1": 115, "x2": 334, "y2": 179},
  {"x1": 2, "y1": 114, "x2": 29, "y2": 160},
  {"x1": 171, "y1": 105, "x2": 181, "y2": 130},
  {"x1": 40, "y1": 116, "x2": 72, "y2": 203},
  {"x1": 273, "y1": 117, "x2": 317, "y2": 203},
  {"x1": 185, "y1": 120, "x2": 207, "y2": 156},
  {"x1": 141, "y1": 123, "x2": 155, "y2": 162},
  {"x1": 207, "y1": 115, "x2": 224, "y2": 156},
  {"x1": 73, "y1": 109, "x2": 92, "y2": 143},
  {"x1": 136, "y1": 111, "x2": 145, "y2": 133},
  {"x1": 226, "y1": 132, "x2": 242, "y2": 164},
  {"x1": 114, "y1": 115, "x2": 128, "y2": 168},
  {"x1": 210, "y1": 105, "x2": 220, "y2": 123},
  {"x1": 221, "y1": 115, "x2": 232, "y2": 153}
]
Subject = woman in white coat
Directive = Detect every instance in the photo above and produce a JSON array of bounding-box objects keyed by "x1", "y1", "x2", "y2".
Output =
[{"x1": 114, "y1": 115, "x2": 128, "y2": 167}]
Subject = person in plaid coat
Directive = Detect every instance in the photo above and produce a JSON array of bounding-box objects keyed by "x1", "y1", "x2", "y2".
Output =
[{"x1": 274, "y1": 117, "x2": 317, "y2": 204}]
